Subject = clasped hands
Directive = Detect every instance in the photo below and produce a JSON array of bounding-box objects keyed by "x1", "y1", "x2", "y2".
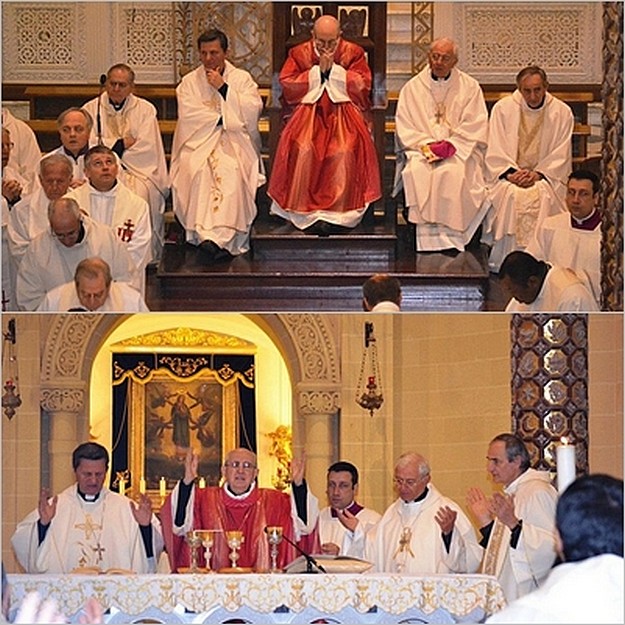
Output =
[
  {"x1": 466, "y1": 487, "x2": 518, "y2": 529},
  {"x1": 506, "y1": 168, "x2": 541, "y2": 188}
]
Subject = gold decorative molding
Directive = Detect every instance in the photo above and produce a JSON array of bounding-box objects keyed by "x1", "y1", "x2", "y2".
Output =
[{"x1": 113, "y1": 328, "x2": 256, "y2": 351}]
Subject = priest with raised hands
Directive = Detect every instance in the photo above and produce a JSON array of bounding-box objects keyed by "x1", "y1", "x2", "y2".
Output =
[
  {"x1": 11, "y1": 441, "x2": 164, "y2": 574},
  {"x1": 161, "y1": 447, "x2": 319, "y2": 572}
]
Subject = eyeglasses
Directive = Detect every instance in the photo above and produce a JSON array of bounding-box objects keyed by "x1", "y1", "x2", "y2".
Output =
[
  {"x1": 224, "y1": 460, "x2": 256, "y2": 470},
  {"x1": 430, "y1": 53, "x2": 454, "y2": 63},
  {"x1": 393, "y1": 476, "x2": 426, "y2": 487}
]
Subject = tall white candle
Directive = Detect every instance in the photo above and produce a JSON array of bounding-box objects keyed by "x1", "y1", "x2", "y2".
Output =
[
  {"x1": 198, "y1": 477, "x2": 206, "y2": 489},
  {"x1": 159, "y1": 476, "x2": 166, "y2": 498},
  {"x1": 139, "y1": 476, "x2": 146, "y2": 494},
  {"x1": 556, "y1": 438, "x2": 576, "y2": 493},
  {"x1": 118, "y1": 478, "x2": 126, "y2": 497}
]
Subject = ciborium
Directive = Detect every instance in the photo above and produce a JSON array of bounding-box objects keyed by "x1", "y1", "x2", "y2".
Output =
[
  {"x1": 266, "y1": 525, "x2": 283, "y2": 573},
  {"x1": 225, "y1": 530, "x2": 244, "y2": 568}
]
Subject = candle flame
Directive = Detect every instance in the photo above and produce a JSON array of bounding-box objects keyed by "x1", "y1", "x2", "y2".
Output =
[{"x1": 560, "y1": 437, "x2": 568, "y2": 445}]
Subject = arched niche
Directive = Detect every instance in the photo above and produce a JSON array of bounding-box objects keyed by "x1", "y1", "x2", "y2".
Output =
[{"x1": 39, "y1": 313, "x2": 341, "y2": 493}]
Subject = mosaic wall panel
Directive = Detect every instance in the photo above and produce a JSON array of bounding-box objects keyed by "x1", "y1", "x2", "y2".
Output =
[
  {"x1": 511, "y1": 315, "x2": 589, "y2": 480},
  {"x1": 111, "y1": 4, "x2": 175, "y2": 82},
  {"x1": 600, "y1": 2, "x2": 623, "y2": 311},
  {"x1": 2, "y1": 3, "x2": 88, "y2": 81},
  {"x1": 173, "y1": 2, "x2": 272, "y2": 85},
  {"x1": 410, "y1": 2, "x2": 433, "y2": 75},
  {"x1": 455, "y1": 3, "x2": 602, "y2": 83}
]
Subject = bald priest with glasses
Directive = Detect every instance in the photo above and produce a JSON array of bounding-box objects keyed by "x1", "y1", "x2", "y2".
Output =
[
  {"x1": 365, "y1": 452, "x2": 482, "y2": 574},
  {"x1": 161, "y1": 448, "x2": 320, "y2": 572}
]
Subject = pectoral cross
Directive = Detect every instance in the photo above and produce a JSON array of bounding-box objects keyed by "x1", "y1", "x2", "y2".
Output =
[
  {"x1": 118, "y1": 218, "x2": 135, "y2": 242},
  {"x1": 92, "y1": 542, "x2": 106, "y2": 564},
  {"x1": 393, "y1": 526, "x2": 415, "y2": 559},
  {"x1": 435, "y1": 102, "x2": 446, "y2": 125}
]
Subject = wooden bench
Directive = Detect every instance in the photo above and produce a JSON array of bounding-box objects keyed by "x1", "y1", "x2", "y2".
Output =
[{"x1": 5, "y1": 84, "x2": 598, "y2": 165}]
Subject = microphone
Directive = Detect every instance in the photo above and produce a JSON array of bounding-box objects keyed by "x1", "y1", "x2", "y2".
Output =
[
  {"x1": 97, "y1": 73, "x2": 107, "y2": 146},
  {"x1": 264, "y1": 526, "x2": 326, "y2": 573}
]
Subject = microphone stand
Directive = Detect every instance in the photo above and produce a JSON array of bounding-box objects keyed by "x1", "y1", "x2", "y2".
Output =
[
  {"x1": 97, "y1": 73, "x2": 107, "y2": 146},
  {"x1": 265, "y1": 526, "x2": 326, "y2": 573}
]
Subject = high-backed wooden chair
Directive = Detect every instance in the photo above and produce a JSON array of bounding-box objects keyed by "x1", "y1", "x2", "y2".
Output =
[{"x1": 269, "y1": 3, "x2": 389, "y2": 222}]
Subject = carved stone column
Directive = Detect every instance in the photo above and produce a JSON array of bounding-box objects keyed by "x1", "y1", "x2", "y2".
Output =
[
  {"x1": 41, "y1": 385, "x2": 86, "y2": 493},
  {"x1": 295, "y1": 385, "x2": 340, "y2": 498},
  {"x1": 510, "y1": 315, "x2": 589, "y2": 479},
  {"x1": 601, "y1": 2, "x2": 623, "y2": 310}
]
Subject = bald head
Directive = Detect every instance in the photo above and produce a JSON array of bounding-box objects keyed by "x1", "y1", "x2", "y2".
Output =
[
  {"x1": 313, "y1": 15, "x2": 341, "y2": 52},
  {"x1": 48, "y1": 198, "x2": 83, "y2": 247}
]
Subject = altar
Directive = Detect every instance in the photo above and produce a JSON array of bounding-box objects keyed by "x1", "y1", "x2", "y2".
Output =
[{"x1": 8, "y1": 572, "x2": 506, "y2": 624}]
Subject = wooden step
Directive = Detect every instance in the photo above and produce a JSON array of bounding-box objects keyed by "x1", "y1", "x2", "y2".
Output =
[
  {"x1": 151, "y1": 231, "x2": 491, "y2": 312},
  {"x1": 251, "y1": 217, "x2": 398, "y2": 262}
]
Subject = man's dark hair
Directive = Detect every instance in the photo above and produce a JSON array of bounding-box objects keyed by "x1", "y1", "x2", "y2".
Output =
[
  {"x1": 72, "y1": 442, "x2": 109, "y2": 470},
  {"x1": 491, "y1": 433, "x2": 531, "y2": 472},
  {"x1": 197, "y1": 28, "x2": 228, "y2": 52},
  {"x1": 328, "y1": 461, "x2": 359, "y2": 486},
  {"x1": 557, "y1": 474, "x2": 623, "y2": 562},
  {"x1": 363, "y1": 273, "x2": 401, "y2": 307},
  {"x1": 569, "y1": 169, "x2": 600, "y2": 195},
  {"x1": 516, "y1": 65, "x2": 549, "y2": 88},
  {"x1": 498, "y1": 251, "x2": 548, "y2": 286},
  {"x1": 84, "y1": 145, "x2": 116, "y2": 167}
]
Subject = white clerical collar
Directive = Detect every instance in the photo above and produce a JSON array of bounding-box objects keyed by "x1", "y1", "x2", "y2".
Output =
[
  {"x1": 224, "y1": 480, "x2": 256, "y2": 500},
  {"x1": 77, "y1": 487, "x2": 101, "y2": 503}
]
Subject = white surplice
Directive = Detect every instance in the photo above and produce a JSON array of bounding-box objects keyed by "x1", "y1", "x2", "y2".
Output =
[
  {"x1": 11, "y1": 484, "x2": 164, "y2": 574},
  {"x1": 483, "y1": 91, "x2": 574, "y2": 271},
  {"x1": 480, "y1": 469, "x2": 558, "y2": 603},
  {"x1": 83, "y1": 93, "x2": 170, "y2": 259},
  {"x1": 65, "y1": 180, "x2": 152, "y2": 293},
  {"x1": 525, "y1": 212, "x2": 601, "y2": 306},
  {"x1": 486, "y1": 554, "x2": 624, "y2": 624},
  {"x1": 505, "y1": 265, "x2": 599, "y2": 312},
  {"x1": 171, "y1": 62, "x2": 265, "y2": 255},
  {"x1": 7, "y1": 186, "x2": 54, "y2": 264},
  {"x1": 37, "y1": 280, "x2": 149, "y2": 312},
  {"x1": 2, "y1": 107, "x2": 41, "y2": 191},
  {"x1": 319, "y1": 505, "x2": 381, "y2": 558},
  {"x1": 366, "y1": 484, "x2": 482, "y2": 574},
  {"x1": 16, "y1": 216, "x2": 137, "y2": 311},
  {"x1": 394, "y1": 67, "x2": 489, "y2": 251}
]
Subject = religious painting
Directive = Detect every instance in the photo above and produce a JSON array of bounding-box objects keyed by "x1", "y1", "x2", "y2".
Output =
[
  {"x1": 128, "y1": 370, "x2": 239, "y2": 500},
  {"x1": 111, "y1": 331, "x2": 256, "y2": 503}
]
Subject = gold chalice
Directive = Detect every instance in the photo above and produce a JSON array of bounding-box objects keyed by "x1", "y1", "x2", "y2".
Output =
[
  {"x1": 225, "y1": 530, "x2": 244, "y2": 568},
  {"x1": 185, "y1": 530, "x2": 204, "y2": 572},
  {"x1": 194, "y1": 529, "x2": 215, "y2": 572},
  {"x1": 266, "y1": 525, "x2": 283, "y2": 573}
]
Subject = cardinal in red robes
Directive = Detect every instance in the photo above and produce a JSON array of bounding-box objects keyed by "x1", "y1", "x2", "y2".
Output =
[
  {"x1": 161, "y1": 447, "x2": 320, "y2": 572},
  {"x1": 268, "y1": 15, "x2": 381, "y2": 231}
]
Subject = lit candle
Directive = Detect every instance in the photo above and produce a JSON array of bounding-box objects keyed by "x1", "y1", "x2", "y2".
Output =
[
  {"x1": 118, "y1": 478, "x2": 126, "y2": 497},
  {"x1": 368, "y1": 376, "x2": 376, "y2": 386},
  {"x1": 556, "y1": 438, "x2": 576, "y2": 493},
  {"x1": 198, "y1": 477, "x2": 206, "y2": 489},
  {"x1": 139, "y1": 476, "x2": 146, "y2": 494},
  {"x1": 159, "y1": 476, "x2": 166, "y2": 498}
]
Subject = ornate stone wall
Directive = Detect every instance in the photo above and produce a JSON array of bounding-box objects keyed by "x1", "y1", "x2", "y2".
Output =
[
  {"x1": 600, "y1": 2, "x2": 623, "y2": 311},
  {"x1": 511, "y1": 315, "x2": 589, "y2": 479},
  {"x1": 454, "y1": 2, "x2": 602, "y2": 83}
]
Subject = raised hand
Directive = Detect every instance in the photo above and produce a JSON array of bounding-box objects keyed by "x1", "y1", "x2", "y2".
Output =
[
  {"x1": 335, "y1": 506, "x2": 359, "y2": 533},
  {"x1": 434, "y1": 505, "x2": 457, "y2": 535},
  {"x1": 38, "y1": 488, "x2": 58, "y2": 526},
  {"x1": 131, "y1": 493, "x2": 153, "y2": 527},
  {"x1": 466, "y1": 487, "x2": 493, "y2": 527},
  {"x1": 291, "y1": 452, "x2": 306, "y2": 486},
  {"x1": 184, "y1": 448, "x2": 198, "y2": 485},
  {"x1": 491, "y1": 492, "x2": 518, "y2": 529}
]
